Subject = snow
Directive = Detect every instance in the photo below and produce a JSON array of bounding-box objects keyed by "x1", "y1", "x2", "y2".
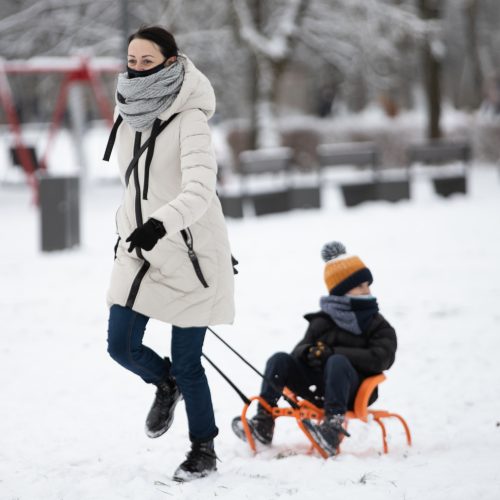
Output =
[
  {"x1": 1, "y1": 162, "x2": 500, "y2": 499},
  {"x1": 239, "y1": 146, "x2": 293, "y2": 162}
]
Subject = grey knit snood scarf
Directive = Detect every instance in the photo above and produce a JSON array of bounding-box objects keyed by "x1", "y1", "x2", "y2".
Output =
[
  {"x1": 320, "y1": 294, "x2": 379, "y2": 335},
  {"x1": 116, "y1": 59, "x2": 185, "y2": 131}
]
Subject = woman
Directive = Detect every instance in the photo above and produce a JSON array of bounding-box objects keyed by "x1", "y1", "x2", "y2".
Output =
[{"x1": 103, "y1": 25, "x2": 235, "y2": 482}]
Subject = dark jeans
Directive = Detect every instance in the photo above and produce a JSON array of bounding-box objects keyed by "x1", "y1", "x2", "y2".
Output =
[
  {"x1": 107, "y1": 304, "x2": 218, "y2": 442},
  {"x1": 260, "y1": 352, "x2": 360, "y2": 416}
]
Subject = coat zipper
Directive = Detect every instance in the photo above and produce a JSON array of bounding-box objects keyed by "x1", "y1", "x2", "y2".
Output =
[
  {"x1": 123, "y1": 126, "x2": 209, "y2": 304},
  {"x1": 113, "y1": 236, "x2": 121, "y2": 260},
  {"x1": 126, "y1": 131, "x2": 151, "y2": 308},
  {"x1": 181, "y1": 228, "x2": 209, "y2": 288}
]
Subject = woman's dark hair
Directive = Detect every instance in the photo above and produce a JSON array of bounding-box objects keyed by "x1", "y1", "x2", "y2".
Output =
[{"x1": 128, "y1": 25, "x2": 179, "y2": 59}]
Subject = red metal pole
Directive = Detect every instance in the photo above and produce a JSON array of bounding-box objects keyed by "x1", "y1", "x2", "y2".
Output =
[
  {"x1": 39, "y1": 74, "x2": 72, "y2": 171},
  {"x1": 1, "y1": 57, "x2": 122, "y2": 203},
  {"x1": 0, "y1": 61, "x2": 39, "y2": 204},
  {"x1": 85, "y1": 57, "x2": 118, "y2": 125}
]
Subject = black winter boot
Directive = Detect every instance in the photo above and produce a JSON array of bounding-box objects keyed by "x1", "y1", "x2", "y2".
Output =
[
  {"x1": 172, "y1": 439, "x2": 217, "y2": 482},
  {"x1": 232, "y1": 405, "x2": 275, "y2": 445},
  {"x1": 145, "y1": 375, "x2": 182, "y2": 438},
  {"x1": 303, "y1": 413, "x2": 350, "y2": 456}
]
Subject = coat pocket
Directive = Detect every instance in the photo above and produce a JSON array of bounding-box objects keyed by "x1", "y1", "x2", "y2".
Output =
[
  {"x1": 147, "y1": 227, "x2": 210, "y2": 292},
  {"x1": 150, "y1": 258, "x2": 206, "y2": 296}
]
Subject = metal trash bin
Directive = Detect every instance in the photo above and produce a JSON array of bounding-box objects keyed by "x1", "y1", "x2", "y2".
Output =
[
  {"x1": 39, "y1": 175, "x2": 80, "y2": 251},
  {"x1": 219, "y1": 194, "x2": 244, "y2": 219},
  {"x1": 432, "y1": 176, "x2": 467, "y2": 197}
]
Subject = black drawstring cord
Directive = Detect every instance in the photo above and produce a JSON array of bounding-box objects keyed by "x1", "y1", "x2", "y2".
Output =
[
  {"x1": 142, "y1": 118, "x2": 161, "y2": 200},
  {"x1": 124, "y1": 113, "x2": 179, "y2": 187},
  {"x1": 102, "y1": 115, "x2": 123, "y2": 162}
]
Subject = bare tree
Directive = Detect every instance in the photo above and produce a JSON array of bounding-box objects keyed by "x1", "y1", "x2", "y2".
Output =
[
  {"x1": 231, "y1": 0, "x2": 428, "y2": 147},
  {"x1": 230, "y1": 0, "x2": 310, "y2": 148},
  {"x1": 0, "y1": 0, "x2": 124, "y2": 58},
  {"x1": 6, "y1": 0, "x2": 493, "y2": 146}
]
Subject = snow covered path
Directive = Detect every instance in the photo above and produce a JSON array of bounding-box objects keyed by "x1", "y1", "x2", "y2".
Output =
[{"x1": 1, "y1": 166, "x2": 500, "y2": 499}]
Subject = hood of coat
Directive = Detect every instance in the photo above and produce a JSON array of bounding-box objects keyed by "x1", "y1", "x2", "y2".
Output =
[{"x1": 158, "y1": 55, "x2": 215, "y2": 122}]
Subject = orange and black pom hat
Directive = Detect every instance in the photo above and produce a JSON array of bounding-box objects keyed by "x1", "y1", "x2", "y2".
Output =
[{"x1": 321, "y1": 241, "x2": 373, "y2": 295}]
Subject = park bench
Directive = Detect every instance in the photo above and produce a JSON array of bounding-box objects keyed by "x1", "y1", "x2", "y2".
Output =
[
  {"x1": 317, "y1": 141, "x2": 410, "y2": 207},
  {"x1": 406, "y1": 140, "x2": 471, "y2": 196},
  {"x1": 219, "y1": 147, "x2": 320, "y2": 217}
]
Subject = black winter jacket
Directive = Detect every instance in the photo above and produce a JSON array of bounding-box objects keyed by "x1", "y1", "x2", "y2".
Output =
[{"x1": 292, "y1": 311, "x2": 397, "y2": 382}]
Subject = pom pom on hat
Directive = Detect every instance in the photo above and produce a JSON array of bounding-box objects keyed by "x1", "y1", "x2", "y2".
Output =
[
  {"x1": 322, "y1": 241, "x2": 373, "y2": 295},
  {"x1": 321, "y1": 241, "x2": 347, "y2": 262}
]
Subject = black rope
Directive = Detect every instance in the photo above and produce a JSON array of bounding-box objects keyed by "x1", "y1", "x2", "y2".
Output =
[
  {"x1": 207, "y1": 327, "x2": 299, "y2": 409},
  {"x1": 202, "y1": 353, "x2": 250, "y2": 405}
]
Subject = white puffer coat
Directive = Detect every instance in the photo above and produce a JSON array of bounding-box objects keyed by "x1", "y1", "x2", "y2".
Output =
[{"x1": 107, "y1": 57, "x2": 235, "y2": 327}]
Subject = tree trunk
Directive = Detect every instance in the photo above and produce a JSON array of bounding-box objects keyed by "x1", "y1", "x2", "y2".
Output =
[
  {"x1": 419, "y1": 0, "x2": 442, "y2": 140},
  {"x1": 255, "y1": 57, "x2": 281, "y2": 148},
  {"x1": 248, "y1": 0, "x2": 261, "y2": 150},
  {"x1": 460, "y1": 0, "x2": 483, "y2": 109},
  {"x1": 233, "y1": 0, "x2": 310, "y2": 149},
  {"x1": 247, "y1": 0, "x2": 281, "y2": 149}
]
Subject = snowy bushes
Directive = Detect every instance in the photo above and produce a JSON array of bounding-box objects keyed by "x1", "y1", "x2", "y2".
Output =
[{"x1": 219, "y1": 106, "x2": 491, "y2": 174}]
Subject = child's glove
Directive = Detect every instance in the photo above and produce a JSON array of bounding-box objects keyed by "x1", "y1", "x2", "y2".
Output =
[{"x1": 306, "y1": 341, "x2": 333, "y2": 370}]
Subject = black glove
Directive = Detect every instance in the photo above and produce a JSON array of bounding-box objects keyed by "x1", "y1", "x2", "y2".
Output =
[
  {"x1": 306, "y1": 341, "x2": 333, "y2": 370},
  {"x1": 126, "y1": 218, "x2": 166, "y2": 253}
]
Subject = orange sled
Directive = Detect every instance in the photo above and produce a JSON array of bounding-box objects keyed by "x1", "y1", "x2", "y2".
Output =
[{"x1": 238, "y1": 373, "x2": 412, "y2": 459}]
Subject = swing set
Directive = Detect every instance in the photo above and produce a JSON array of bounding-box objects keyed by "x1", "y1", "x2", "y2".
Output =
[
  {"x1": 0, "y1": 56, "x2": 122, "y2": 203},
  {"x1": 204, "y1": 327, "x2": 412, "y2": 459}
]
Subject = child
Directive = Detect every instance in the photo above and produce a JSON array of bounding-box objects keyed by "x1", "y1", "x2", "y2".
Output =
[{"x1": 232, "y1": 241, "x2": 397, "y2": 456}]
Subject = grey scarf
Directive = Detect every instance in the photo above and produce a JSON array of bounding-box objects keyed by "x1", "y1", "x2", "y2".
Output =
[
  {"x1": 116, "y1": 60, "x2": 185, "y2": 131},
  {"x1": 320, "y1": 294, "x2": 379, "y2": 335}
]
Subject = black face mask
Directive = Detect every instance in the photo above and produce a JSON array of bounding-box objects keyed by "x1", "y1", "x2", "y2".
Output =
[{"x1": 127, "y1": 61, "x2": 166, "y2": 79}]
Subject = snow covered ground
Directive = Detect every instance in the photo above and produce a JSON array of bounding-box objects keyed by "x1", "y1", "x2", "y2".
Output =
[{"x1": 1, "y1": 164, "x2": 500, "y2": 500}]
